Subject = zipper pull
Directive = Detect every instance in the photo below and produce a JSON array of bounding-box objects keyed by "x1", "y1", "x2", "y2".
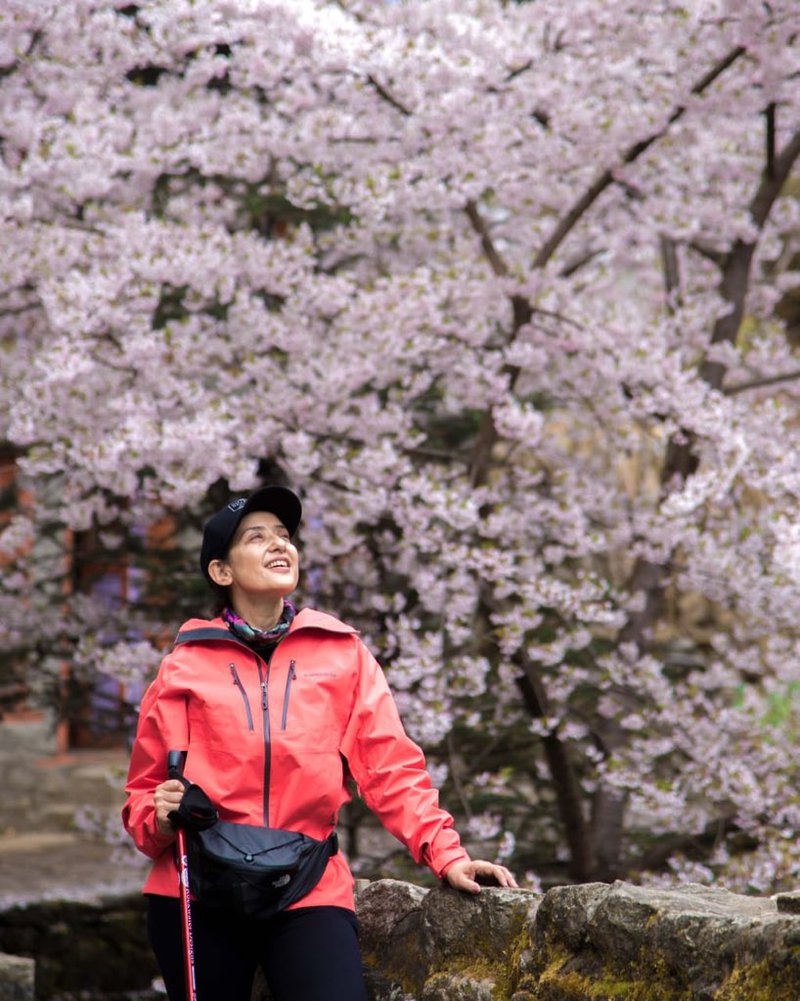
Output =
[
  {"x1": 281, "y1": 661, "x2": 297, "y2": 731},
  {"x1": 261, "y1": 679, "x2": 268, "y2": 712}
]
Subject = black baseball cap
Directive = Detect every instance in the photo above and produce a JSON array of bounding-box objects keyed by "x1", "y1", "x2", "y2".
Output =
[{"x1": 200, "y1": 486, "x2": 302, "y2": 582}]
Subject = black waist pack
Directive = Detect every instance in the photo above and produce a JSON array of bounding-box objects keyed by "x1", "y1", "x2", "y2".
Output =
[{"x1": 169, "y1": 781, "x2": 338, "y2": 920}]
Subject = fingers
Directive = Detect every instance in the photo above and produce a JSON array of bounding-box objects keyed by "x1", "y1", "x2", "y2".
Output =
[
  {"x1": 445, "y1": 864, "x2": 480, "y2": 894},
  {"x1": 445, "y1": 859, "x2": 520, "y2": 894},
  {"x1": 469, "y1": 861, "x2": 519, "y2": 889},
  {"x1": 460, "y1": 874, "x2": 481, "y2": 895},
  {"x1": 153, "y1": 779, "x2": 185, "y2": 836},
  {"x1": 480, "y1": 863, "x2": 518, "y2": 889}
]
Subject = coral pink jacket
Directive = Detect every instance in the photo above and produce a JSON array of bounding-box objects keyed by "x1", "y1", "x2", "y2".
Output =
[{"x1": 122, "y1": 608, "x2": 469, "y2": 910}]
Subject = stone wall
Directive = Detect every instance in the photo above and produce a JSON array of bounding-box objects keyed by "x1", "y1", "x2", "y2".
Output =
[
  {"x1": 351, "y1": 878, "x2": 800, "y2": 1001},
  {"x1": 0, "y1": 894, "x2": 154, "y2": 999},
  {"x1": 3, "y1": 879, "x2": 800, "y2": 999},
  {"x1": 0, "y1": 951, "x2": 34, "y2": 1001}
]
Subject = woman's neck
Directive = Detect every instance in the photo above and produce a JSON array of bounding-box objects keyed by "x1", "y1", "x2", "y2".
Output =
[{"x1": 229, "y1": 595, "x2": 284, "y2": 632}]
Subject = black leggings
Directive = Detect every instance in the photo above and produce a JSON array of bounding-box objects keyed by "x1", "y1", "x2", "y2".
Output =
[{"x1": 147, "y1": 894, "x2": 368, "y2": 1001}]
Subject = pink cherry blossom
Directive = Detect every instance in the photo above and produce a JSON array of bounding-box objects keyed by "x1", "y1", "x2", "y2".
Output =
[{"x1": 1, "y1": 0, "x2": 800, "y2": 890}]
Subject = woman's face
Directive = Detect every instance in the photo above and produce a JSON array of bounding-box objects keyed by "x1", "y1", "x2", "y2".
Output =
[{"x1": 214, "y1": 510, "x2": 300, "y2": 600}]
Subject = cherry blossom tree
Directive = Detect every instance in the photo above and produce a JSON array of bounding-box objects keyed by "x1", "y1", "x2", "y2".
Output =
[{"x1": 2, "y1": 0, "x2": 800, "y2": 889}]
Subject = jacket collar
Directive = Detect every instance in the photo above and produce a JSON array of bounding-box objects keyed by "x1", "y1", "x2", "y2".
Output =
[{"x1": 174, "y1": 607, "x2": 357, "y2": 647}]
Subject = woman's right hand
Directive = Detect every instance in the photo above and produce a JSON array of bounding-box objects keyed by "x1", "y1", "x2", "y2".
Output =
[{"x1": 154, "y1": 779, "x2": 186, "y2": 836}]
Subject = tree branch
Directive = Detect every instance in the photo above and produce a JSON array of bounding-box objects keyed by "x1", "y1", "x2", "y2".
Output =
[
  {"x1": 533, "y1": 46, "x2": 746, "y2": 270},
  {"x1": 632, "y1": 815, "x2": 737, "y2": 874},
  {"x1": 688, "y1": 239, "x2": 727, "y2": 268},
  {"x1": 560, "y1": 246, "x2": 604, "y2": 277},
  {"x1": 463, "y1": 199, "x2": 531, "y2": 486},
  {"x1": 365, "y1": 73, "x2": 412, "y2": 117},
  {"x1": 700, "y1": 124, "x2": 800, "y2": 389},
  {"x1": 766, "y1": 102, "x2": 777, "y2": 180},
  {"x1": 724, "y1": 368, "x2": 800, "y2": 396},
  {"x1": 0, "y1": 301, "x2": 40, "y2": 318},
  {"x1": 660, "y1": 235, "x2": 681, "y2": 312},
  {"x1": 446, "y1": 731, "x2": 474, "y2": 820},
  {"x1": 464, "y1": 199, "x2": 509, "y2": 276}
]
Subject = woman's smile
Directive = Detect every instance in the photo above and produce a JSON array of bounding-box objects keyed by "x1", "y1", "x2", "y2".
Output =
[{"x1": 265, "y1": 556, "x2": 292, "y2": 572}]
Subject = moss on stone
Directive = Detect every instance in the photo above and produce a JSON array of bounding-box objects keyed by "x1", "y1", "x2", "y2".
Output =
[
  {"x1": 536, "y1": 969, "x2": 692, "y2": 1000},
  {"x1": 427, "y1": 955, "x2": 509, "y2": 999},
  {"x1": 408, "y1": 908, "x2": 534, "y2": 1000},
  {"x1": 364, "y1": 885, "x2": 800, "y2": 1001},
  {"x1": 360, "y1": 948, "x2": 420, "y2": 1000},
  {"x1": 370, "y1": 934, "x2": 800, "y2": 1001},
  {"x1": 534, "y1": 948, "x2": 695, "y2": 1001},
  {"x1": 715, "y1": 955, "x2": 800, "y2": 1001},
  {"x1": 490, "y1": 914, "x2": 533, "y2": 998}
]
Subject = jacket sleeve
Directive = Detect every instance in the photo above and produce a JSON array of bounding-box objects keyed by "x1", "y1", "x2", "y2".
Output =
[
  {"x1": 121, "y1": 657, "x2": 189, "y2": 860},
  {"x1": 340, "y1": 637, "x2": 470, "y2": 880}
]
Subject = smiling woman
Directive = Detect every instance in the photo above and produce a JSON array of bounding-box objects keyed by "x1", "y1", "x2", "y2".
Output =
[
  {"x1": 208, "y1": 510, "x2": 300, "y2": 630},
  {"x1": 121, "y1": 485, "x2": 517, "y2": 1001}
]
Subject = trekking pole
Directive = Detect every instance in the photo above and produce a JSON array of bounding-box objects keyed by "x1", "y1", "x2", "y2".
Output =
[{"x1": 167, "y1": 750, "x2": 197, "y2": 1001}]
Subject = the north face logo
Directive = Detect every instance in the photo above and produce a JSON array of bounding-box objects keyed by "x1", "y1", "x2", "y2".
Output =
[{"x1": 228, "y1": 498, "x2": 247, "y2": 511}]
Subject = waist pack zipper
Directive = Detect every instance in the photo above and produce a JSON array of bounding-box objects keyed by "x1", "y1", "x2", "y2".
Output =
[
  {"x1": 229, "y1": 663, "x2": 254, "y2": 732},
  {"x1": 281, "y1": 661, "x2": 296, "y2": 730}
]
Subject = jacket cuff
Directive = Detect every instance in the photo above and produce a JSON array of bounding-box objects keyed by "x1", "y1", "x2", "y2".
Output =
[
  {"x1": 423, "y1": 843, "x2": 471, "y2": 880},
  {"x1": 135, "y1": 814, "x2": 177, "y2": 859}
]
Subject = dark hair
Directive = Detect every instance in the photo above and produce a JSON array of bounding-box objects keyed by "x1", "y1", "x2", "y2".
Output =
[
  {"x1": 205, "y1": 542, "x2": 231, "y2": 617},
  {"x1": 209, "y1": 579, "x2": 229, "y2": 617}
]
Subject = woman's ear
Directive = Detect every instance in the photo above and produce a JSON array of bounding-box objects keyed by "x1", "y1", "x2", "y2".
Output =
[{"x1": 207, "y1": 559, "x2": 233, "y2": 587}]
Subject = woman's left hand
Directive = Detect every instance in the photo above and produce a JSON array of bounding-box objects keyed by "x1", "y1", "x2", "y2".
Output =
[{"x1": 444, "y1": 859, "x2": 519, "y2": 894}]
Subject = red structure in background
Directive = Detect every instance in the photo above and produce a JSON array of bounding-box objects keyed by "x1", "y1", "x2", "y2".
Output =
[
  {"x1": 0, "y1": 449, "x2": 135, "y2": 753},
  {"x1": 67, "y1": 526, "x2": 132, "y2": 750},
  {"x1": 0, "y1": 446, "x2": 32, "y2": 711}
]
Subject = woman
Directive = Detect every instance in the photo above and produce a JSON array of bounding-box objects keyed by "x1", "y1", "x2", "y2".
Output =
[{"x1": 123, "y1": 485, "x2": 517, "y2": 1001}]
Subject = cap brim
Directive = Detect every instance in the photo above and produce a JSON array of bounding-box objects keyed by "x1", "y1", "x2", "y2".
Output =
[{"x1": 239, "y1": 486, "x2": 302, "y2": 538}]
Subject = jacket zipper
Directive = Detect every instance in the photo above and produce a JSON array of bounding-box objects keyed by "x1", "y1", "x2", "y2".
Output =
[
  {"x1": 281, "y1": 660, "x2": 297, "y2": 731},
  {"x1": 228, "y1": 663, "x2": 254, "y2": 732},
  {"x1": 257, "y1": 659, "x2": 270, "y2": 826}
]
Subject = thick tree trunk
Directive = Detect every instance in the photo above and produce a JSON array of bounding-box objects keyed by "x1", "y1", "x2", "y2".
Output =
[{"x1": 516, "y1": 658, "x2": 596, "y2": 881}]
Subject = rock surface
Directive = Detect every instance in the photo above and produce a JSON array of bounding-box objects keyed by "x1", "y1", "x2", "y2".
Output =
[
  {"x1": 356, "y1": 878, "x2": 800, "y2": 1001},
  {"x1": 0, "y1": 952, "x2": 34, "y2": 1001},
  {"x1": 3, "y1": 878, "x2": 800, "y2": 999},
  {"x1": 295, "y1": 878, "x2": 800, "y2": 1000}
]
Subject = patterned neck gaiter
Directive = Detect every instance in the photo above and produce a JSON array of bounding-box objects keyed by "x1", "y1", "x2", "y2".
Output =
[{"x1": 223, "y1": 601, "x2": 297, "y2": 648}]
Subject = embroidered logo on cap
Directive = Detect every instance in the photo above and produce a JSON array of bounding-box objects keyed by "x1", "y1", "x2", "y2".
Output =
[{"x1": 228, "y1": 499, "x2": 247, "y2": 512}]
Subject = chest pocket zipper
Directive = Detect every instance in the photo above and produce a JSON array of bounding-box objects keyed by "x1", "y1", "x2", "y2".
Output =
[
  {"x1": 281, "y1": 661, "x2": 296, "y2": 731},
  {"x1": 229, "y1": 663, "x2": 254, "y2": 732}
]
